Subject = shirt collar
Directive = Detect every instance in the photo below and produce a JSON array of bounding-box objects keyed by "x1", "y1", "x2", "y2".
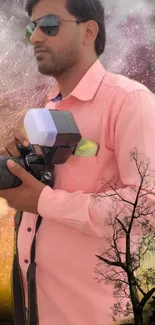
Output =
[{"x1": 47, "y1": 59, "x2": 106, "y2": 102}]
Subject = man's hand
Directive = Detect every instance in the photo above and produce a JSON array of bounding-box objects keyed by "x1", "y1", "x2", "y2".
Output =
[
  {"x1": 0, "y1": 160, "x2": 46, "y2": 213},
  {"x1": 0, "y1": 130, "x2": 29, "y2": 157}
]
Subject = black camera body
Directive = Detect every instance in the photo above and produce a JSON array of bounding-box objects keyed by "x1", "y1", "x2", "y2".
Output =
[{"x1": 0, "y1": 109, "x2": 82, "y2": 189}]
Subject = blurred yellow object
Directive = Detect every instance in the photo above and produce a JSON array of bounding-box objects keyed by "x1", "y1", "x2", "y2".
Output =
[
  {"x1": 74, "y1": 138, "x2": 99, "y2": 157},
  {"x1": 0, "y1": 198, "x2": 9, "y2": 219},
  {"x1": 0, "y1": 200, "x2": 15, "y2": 316}
]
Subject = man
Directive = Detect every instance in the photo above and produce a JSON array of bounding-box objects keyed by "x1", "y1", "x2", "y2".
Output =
[{"x1": 0, "y1": 0, "x2": 155, "y2": 324}]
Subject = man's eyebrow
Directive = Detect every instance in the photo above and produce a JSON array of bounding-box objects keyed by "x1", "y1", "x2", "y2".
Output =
[
  {"x1": 30, "y1": 14, "x2": 43, "y2": 22},
  {"x1": 30, "y1": 13, "x2": 59, "y2": 22}
]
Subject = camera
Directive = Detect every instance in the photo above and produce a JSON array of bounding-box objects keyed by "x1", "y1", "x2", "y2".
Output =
[{"x1": 0, "y1": 109, "x2": 82, "y2": 189}]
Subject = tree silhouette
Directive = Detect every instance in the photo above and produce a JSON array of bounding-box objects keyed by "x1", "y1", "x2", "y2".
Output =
[
  {"x1": 94, "y1": 149, "x2": 155, "y2": 325},
  {"x1": 147, "y1": 296, "x2": 155, "y2": 324}
]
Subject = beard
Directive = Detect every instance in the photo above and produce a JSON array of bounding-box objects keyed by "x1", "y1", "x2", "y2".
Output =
[{"x1": 35, "y1": 43, "x2": 80, "y2": 78}]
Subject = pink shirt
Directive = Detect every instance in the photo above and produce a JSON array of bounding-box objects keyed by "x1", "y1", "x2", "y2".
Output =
[{"x1": 18, "y1": 59, "x2": 155, "y2": 325}]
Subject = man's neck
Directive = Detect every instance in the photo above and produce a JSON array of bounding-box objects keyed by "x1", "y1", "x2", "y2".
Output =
[{"x1": 56, "y1": 55, "x2": 98, "y2": 98}]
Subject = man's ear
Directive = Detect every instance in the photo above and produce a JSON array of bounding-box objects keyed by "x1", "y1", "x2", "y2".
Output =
[{"x1": 83, "y1": 20, "x2": 99, "y2": 45}]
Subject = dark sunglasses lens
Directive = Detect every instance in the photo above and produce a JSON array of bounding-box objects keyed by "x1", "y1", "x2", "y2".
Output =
[
  {"x1": 39, "y1": 15, "x2": 59, "y2": 36},
  {"x1": 40, "y1": 26, "x2": 59, "y2": 36}
]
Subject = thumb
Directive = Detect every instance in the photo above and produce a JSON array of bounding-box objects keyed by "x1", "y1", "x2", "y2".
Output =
[{"x1": 7, "y1": 159, "x2": 30, "y2": 184}]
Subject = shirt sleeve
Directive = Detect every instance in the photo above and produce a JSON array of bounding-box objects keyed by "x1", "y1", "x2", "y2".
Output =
[{"x1": 38, "y1": 90, "x2": 155, "y2": 237}]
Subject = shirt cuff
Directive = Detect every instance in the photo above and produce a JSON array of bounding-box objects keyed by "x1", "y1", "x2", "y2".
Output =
[{"x1": 38, "y1": 186, "x2": 54, "y2": 217}]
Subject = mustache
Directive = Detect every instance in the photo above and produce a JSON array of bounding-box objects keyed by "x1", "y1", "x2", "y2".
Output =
[{"x1": 34, "y1": 46, "x2": 51, "y2": 52}]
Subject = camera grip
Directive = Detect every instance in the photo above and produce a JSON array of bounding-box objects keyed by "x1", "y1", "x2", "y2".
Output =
[{"x1": 0, "y1": 157, "x2": 25, "y2": 189}]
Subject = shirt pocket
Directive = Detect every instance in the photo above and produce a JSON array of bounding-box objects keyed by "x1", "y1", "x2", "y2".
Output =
[{"x1": 54, "y1": 155, "x2": 98, "y2": 192}]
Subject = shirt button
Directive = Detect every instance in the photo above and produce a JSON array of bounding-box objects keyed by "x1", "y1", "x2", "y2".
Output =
[
  {"x1": 27, "y1": 227, "x2": 32, "y2": 232},
  {"x1": 24, "y1": 259, "x2": 29, "y2": 264}
]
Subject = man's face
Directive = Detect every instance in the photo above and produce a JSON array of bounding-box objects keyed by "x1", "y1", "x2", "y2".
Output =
[{"x1": 30, "y1": 0, "x2": 84, "y2": 77}]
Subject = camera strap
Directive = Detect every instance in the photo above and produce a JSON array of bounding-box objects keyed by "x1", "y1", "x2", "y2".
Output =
[{"x1": 13, "y1": 211, "x2": 42, "y2": 325}]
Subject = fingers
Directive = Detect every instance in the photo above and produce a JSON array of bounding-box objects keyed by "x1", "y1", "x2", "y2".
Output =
[
  {"x1": 7, "y1": 160, "x2": 32, "y2": 185},
  {"x1": 1, "y1": 130, "x2": 30, "y2": 157},
  {"x1": 15, "y1": 130, "x2": 29, "y2": 147},
  {"x1": 0, "y1": 147, "x2": 9, "y2": 156},
  {"x1": 5, "y1": 139, "x2": 21, "y2": 157}
]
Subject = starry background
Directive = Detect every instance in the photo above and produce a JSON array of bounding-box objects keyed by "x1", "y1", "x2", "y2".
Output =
[{"x1": 0, "y1": 0, "x2": 155, "y2": 323}]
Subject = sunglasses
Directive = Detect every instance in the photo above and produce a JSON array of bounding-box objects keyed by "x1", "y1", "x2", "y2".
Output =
[{"x1": 26, "y1": 14, "x2": 84, "y2": 41}]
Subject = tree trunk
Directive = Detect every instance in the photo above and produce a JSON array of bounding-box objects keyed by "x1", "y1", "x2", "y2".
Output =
[
  {"x1": 127, "y1": 273, "x2": 144, "y2": 325},
  {"x1": 133, "y1": 309, "x2": 143, "y2": 325}
]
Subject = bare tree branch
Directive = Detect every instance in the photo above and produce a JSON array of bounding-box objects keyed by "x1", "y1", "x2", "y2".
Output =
[
  {"x1": 140, "y1": 288, "x2": 155, "y2": 309},
  {"x1": 116, "y1": 216, "x2": 128, "y2": 234},
  {"x1": 96, "y1": 255, "x2": 126, "y2": 270},
  {"x1": 94, "y1": 149, "x2": 155, "y2": 325}
]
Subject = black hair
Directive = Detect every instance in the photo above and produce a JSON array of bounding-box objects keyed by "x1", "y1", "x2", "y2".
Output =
[{"x1": 25, "y1": 0, "x2": 106, "y2": 56}]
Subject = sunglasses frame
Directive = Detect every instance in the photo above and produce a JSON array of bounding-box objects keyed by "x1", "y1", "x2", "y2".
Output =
[{"x1": 26, "y1": 14, "x2": 84, "y2": 39}]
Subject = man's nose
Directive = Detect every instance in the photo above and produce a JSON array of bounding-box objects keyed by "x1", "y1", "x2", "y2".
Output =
[{"x1": 30, "y1": 26, "x2": 46, "y2": 45}]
